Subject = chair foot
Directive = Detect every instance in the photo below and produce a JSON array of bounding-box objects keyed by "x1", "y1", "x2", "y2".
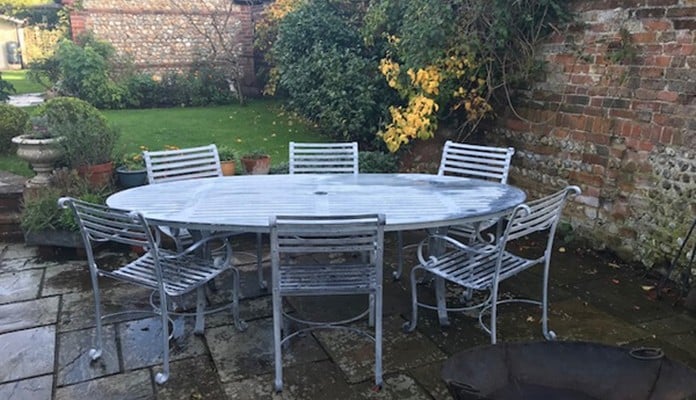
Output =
[
  {"x1": 544, "y1": 330, "x2": 557, "y2": 341},
  {"x1": 235, "y1": 319, "x2": 248, "y2": 332},
  {"x1": 402, "y1": 320, "x2": 417, "y2": 333},
  {"x1": 88, "y1": 348, "x2": 102, "y2": 361},
  {"x1": 274, "y1": 380, "x2": 283, "y2": 393},
  {"x1": 392, "y1": 270, "x2": 401, "y2": 280},
  {"x1": 155, "y1": 371, "x2": 169, "y2": 384}
]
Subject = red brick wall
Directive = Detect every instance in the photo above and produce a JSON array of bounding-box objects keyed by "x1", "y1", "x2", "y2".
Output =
[
  {"x1": 69, "y1": 0, "x2": 265, "y2": 94},
  {"x1": 495, "y1": 0, "x2": 696, "y2": 266}
]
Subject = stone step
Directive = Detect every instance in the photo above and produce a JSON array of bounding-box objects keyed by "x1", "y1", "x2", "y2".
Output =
[{"x1": 0, "y1": 171, "x2": 26, "y2": 242}]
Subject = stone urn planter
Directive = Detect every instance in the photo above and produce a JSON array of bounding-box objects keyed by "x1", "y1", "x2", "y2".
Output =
[{"x1": 11, "y1": 134, "x2": 64, "y2": 187}]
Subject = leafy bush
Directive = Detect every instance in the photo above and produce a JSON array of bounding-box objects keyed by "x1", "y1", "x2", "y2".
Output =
[
  {"x1": 34, "y1": 97, "x2": 119, "y2": 166},
  {"x1": 359, "y1": 151, "x2": 399, "y2": 173},
  {"x1": 0, "y1": 104, "x2": 29, "y2": 154},
  {"x1": 0, "y1": 72, "x2": 15, "y2": 102},
  {"x1": 21, "y1": 169, "x2": 108, "y2": 233},
  {"x1": 272, "y1": 1, "x2": 392, "y2": 146}
]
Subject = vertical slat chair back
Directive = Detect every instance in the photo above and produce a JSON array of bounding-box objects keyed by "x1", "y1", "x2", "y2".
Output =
[
  {"x1": 144, "y1": 144, "x2": 223, "y2": 184},
  {"x1": 288, "y1": 142, "x2": 359, "y2": 174},
  {"x1": 438, "y1": 141, "x2": 515, "y2": 183},
  {"x1": 271, "y1": 214, "x2": 385, "y2": 295}
]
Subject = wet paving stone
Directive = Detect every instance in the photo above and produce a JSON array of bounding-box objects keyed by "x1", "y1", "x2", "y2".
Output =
[
  {"x1": 407, "y1": 362, "x2": 452, "y2": 400},
  {"x1": 0, "y1": 325, "x2": 55, "y2": 382},
  {"x1": 0, "y1": 375, "x2": 52, "y2": 400},
  {"x1": 54, "y1": 369, "x2": 152, "y2": 400},
  {"x1": 41, "y1": 261, "x2": 92, "y2": 296},
  {"x1": 0, "y1": 268, "x2": 43, "y2": 305},
  {"x1": 0, "y1": 296, "x2": 59, "y2": 334},
  {"x1": 57, "y1": 325, "x2": 119, "y2": 386},
  {"x1": 314, "y1": 315, "x2": 448, "y2": 384},
  {"x1": 0, "y1": 244, "x2": 38, "y2": 260},
  {"x1": 205, "y1": 295, "x2": 274, "y2": 329},
  {"x1": 120, "y1": 317, "x2": 208, "y2": 371},
  {"x1": 155, "y1": 356, "x2": 227, "y2": 400},
  {"x1": 207, "y1": 317, "x2": 327, "y2": 383},
  {"x1": 58, "y1": 285, "x2": 153, "y2": 332},
  {"x1": 0, "y1": 257, "x2": 33, "y2": 273}
]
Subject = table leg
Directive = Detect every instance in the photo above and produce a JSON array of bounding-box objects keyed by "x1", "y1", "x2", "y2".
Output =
[{"x1": 428, "y1": 228, "x2": 450, "y2": 327}]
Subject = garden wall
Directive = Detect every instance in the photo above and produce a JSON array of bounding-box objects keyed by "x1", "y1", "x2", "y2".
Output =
[
  {"x1": 68, "y1": 0, "x2": 266, "y2": 94},
  {"x1": 495, "y1": 0, "x2": 696, "y2": 267}
]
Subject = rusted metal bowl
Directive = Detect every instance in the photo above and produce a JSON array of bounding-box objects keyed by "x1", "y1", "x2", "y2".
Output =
[{"x1": 442, "y1": 341, "x2": 696, "y2": 400}]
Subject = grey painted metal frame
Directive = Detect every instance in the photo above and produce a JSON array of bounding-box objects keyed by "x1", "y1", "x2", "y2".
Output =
[
  {"x1": 270, "y1": 214, "x2": 385, "y2": 392},
  {"x1": 143, "y1": 144, "x2": 266, "y2": 288},
  {"x1": 394, "y1": 141, "x2": 516, "y2": 280},
  {"x1": 59, "y1": 197, "x2": 246, "y2": 385},
  {"x1": 403, "y1": 186, "x2": 580, "y2": 343},
  {"x1": 288, "y1": 142, "x2": 359, "y2": 174}
]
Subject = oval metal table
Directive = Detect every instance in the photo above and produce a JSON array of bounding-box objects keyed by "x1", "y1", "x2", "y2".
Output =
[{"x1": 107, "y1": 173, "x2": 526, "y2": 325}]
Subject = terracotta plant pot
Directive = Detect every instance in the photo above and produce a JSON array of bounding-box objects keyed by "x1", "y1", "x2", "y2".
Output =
[
  {"x1": 77, "y1": 161, "x2": 114, "y2": 187},
  {"x1": 241, "y1": 155, "x2": 271, "y2": 175},
  {"x1": 221, "y1": 160, "x2": 236, "y2": 176}
]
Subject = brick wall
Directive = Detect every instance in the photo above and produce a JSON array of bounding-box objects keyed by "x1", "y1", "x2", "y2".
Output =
[
  {"x1": 70, "y1": 0, "x2": 266, "y2": 93},
  {"x1": 495, "y1": 0, "x2": 696, "y2": 267}
]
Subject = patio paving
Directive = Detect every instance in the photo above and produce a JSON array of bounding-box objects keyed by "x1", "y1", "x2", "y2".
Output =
[{"x1": 0, "y1": 232, "x2": 695, "y2": 399}]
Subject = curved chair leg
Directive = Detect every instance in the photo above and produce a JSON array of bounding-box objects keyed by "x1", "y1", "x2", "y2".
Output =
[
  {"x1": 88, "y1": 267, "x2": 104, "y2": 360},
  {"x1": 403, "y1": 266, "x2": 422, "y2": 333},
  {"x1": 155, "y1": 290, "x2": 170, "y2": 384},
  {"x1": 541, "y1": 258, "x2": 556, "y2": 340},
  {"x1": 194, "y1": 286, "x2": 206, "y2": 335}
]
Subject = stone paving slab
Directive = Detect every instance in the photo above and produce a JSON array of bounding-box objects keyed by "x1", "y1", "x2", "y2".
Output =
[
  {"x1": 155, "y1": 356, "x2": 227, "y2": 400},
  {"x1": 0, "y1": 375, "x2": 53, "y2": 400},
  {"x1": 207, "y1": 317, "x2": 328, "y2": 383},
  {"x1": 54, "y1": 369, "x2": 153, "y2": 400},
  {"x1": 0, "y1": 325, "x2": 55, "y2": 382},
  {"x1": 0, "y1": 296, "x2": 59, "y2": 334},
  {"x1": 56, "y1": 325, "x2": 119, "y2": 386},
  {"x1": 0, "y1": 268, "x2": 43, "y2": 305}
]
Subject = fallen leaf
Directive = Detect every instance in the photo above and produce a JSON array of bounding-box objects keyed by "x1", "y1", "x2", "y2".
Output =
[
  {"x1": 641, "y1": 285, "x2": 655, "y2": 291},
  {"x1": 633, "y1": 305, "x2": 641, "y2": 311},
  {"x1": 558, "y1": 247, "x2": 566, "y2": 253},
  {"x1": 611, "y1": 278, "x2": 620, "y2": 285},
  {"x1": 526, "y1": 316, "x2": 535, "y2": 322},
  {"x1": 608, "y1": 262, "x2": 621, "y2": 269}
]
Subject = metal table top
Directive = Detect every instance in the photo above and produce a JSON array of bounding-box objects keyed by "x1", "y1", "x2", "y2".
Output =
[{"x1": 106, "y1": 173, "x2": 526, "y2": 232}]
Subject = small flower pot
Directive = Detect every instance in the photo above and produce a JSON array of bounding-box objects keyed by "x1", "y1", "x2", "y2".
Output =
[
  {"x1": 220, "y1": 160, "x2": 236, "y2": 176},
  {"x1": 116, "y1": 166, "x2": 148, "y2": 188},
  {"x1": 77, "y1": 161, "x2": 114, "y2": 188},
  {"x1": 241, "y1": 155, "x2": 271, "y2": 175}
]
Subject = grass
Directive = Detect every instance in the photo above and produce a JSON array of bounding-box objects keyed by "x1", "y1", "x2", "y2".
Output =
[
  {"x1": 106, "y1": 99, "x2": 325, "y2": 164},
  {"x1": 1, "y1": 99, "x2": 327, "y2": 177},
  {"x1": 2, "y1": 70, "x2": 44, "y2": 95}
]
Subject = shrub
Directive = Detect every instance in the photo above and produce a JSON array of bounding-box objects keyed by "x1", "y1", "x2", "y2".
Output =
[
  {"x1": 21, "y1": 169, "x2": 108, "y2": 233},
  {"x1": 272, "y1": 1, "x2": 392, "y2": 146},
  {"x1": 0, "y1": 72, "x2": 15, "y2": 102},
  {"x1": 34, "y1": 97, "x2": 119, "y2": 166},
  {"x1": 0, "y1": 104, "x2": 29, "y2": 154},
  {"x1": 359, "y1": 151, "x2": 399, "y2": 173}
]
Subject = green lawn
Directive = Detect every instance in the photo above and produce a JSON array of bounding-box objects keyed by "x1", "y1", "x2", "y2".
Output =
[
  {"x1": 2, "y1": 99, "x2": 327, "y2": 177},
  {"x1": 2, "y1": 70, "x2": 44, "y2": 94},
  {"x1": 106, "y1": 99, "x2": 325, "y2": 163}
]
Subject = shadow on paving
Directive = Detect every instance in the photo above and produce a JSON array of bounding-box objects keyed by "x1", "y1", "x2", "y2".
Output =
[{"x1": 0, "y1": 231, "x2": 695, "y2": 399}]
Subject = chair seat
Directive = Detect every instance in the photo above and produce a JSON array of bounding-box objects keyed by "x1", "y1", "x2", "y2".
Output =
[
  {"x1": 425, "y1": 243, "x2": 537, "y2": 291},
  {"x1": 278, "y1": 263, "x2": 376, "y2": 295},
  {"x1": 105, "y1": 250, "x2": 228, "y2": 297},
  {"x1": 447, "y1": 218, "x2": 497, "y2": 240}
]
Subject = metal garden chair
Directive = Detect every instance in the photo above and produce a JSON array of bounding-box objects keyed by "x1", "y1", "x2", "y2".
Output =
[
  {"x1": 59, "y1": 197, "x2": 246, "y2": 384},
  {"x1": 288, "y1": 141, "x2": 359, "y2": 174},
  {"x1": 403, "y1": 186, "x2": 580, "y2": 344},
  {"x1": 143, "y1": 144, "x2": 266, "y2": 288},
  {"x1": 270, "y1": 214, "x2": 385, "y2": 392},
  {"x1": 393, "y1": 141, "x2": 516, "y2": 279}
]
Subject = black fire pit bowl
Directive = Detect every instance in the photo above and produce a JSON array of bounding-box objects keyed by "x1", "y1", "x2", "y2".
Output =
[{"x1": 442, "y1": 341, "x2": 696, "y2": 400}]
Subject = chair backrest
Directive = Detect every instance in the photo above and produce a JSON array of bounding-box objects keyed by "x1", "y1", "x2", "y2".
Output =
[
  {"x1": 438, "y1": 141, "x2": 515, "y2": 183},
  {"x1": 144, "y1": 144, "x2": 222, "y2": 184},
  {"x1": 288, "y1": 142, "x2": 359, "y2": 174},
  {"x1": 503, "y1": 186, "x2": 581, "y2": 245},
  {"x1": 270, "y1": 214, "x2": 385, "y2": 292},
  {"x1": 58, "y1": 197, "x2": 158, "y2": 264}
]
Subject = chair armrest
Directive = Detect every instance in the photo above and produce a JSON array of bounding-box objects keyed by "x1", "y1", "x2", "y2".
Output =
[
  {"x1": 161, "y1": 232, "x2": 234, "y2": 267},
  {"x1": 416, "y1": 234, "x2": 497, "y2": 267}
]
